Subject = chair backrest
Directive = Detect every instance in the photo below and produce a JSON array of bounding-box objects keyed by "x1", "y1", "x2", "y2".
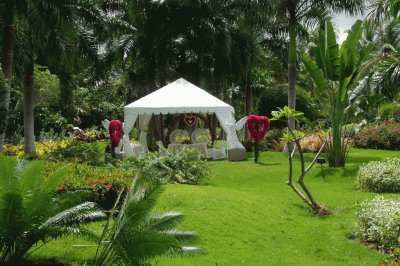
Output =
[
  {"x1": 155, "y1": 140, "x2": 164, "y2": 149},
  {"x1": 212, "y1": 140, "x2": 227, "y2": 160},
  {"x1": 191, "y1": 128, "x2": 211, "y2": 144},
  {"x1": 169, "y1": 129, "x2": 190, "y2": 144}
]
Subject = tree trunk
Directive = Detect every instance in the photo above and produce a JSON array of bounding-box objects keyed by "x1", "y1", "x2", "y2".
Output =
[
  {"x1": 59, "y1": 71, "x2": 75, "y2": 122},
  {"x1": 287, "y1": 2, "x2": 297, "y2": 152},
  {"x1": 244, "y1": 84, "x2": 252, "y2": 140},
  {"x1": 24, "y1": 61, "x2": 36, "y2": 155},
  {"x1": 0, "y1": 20, "x2": 16, "y2": 152}
]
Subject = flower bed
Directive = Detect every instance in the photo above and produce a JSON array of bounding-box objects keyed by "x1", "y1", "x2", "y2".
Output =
[
  {"x1": 357, "y1": 158, "x2": 400, "y2": 192},
  {"x1": 356, "y1": 196, "x2": 400, "y2": 250},
  {"x1": 354, "y1": 121, "x2": 400, "y2": 150}
]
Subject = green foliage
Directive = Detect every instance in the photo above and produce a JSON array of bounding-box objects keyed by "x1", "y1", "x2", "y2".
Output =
[
  {"x1": 51, "y1": 140, "x2": 103, "y2": 165},
  {"x1": 127, "y1": 149, "x2": 210, "y2": 185},
  {"x1": 34, "y1": 65, "x2": 60, "y2": 106},
  {"x1": 257, "y1": 85, "x2": 318, "y2": 127},
  {"x1": 34, "y1": 104, "x2": 67, "y2": 136},
  {"x1": 54, "y1": 161, "x2": 133, "y2": 210},
  {"x1": 356, "y1": 196, "x2": 400, "y2": 250},
  {"x1": 281, "y1": 130, "x2": 305, "y2": 143},
  {"x1": 0, "y1": 155, "x2": 106, "y2": 264},
  {"x1": 95, "y1": 178, "x2": 205, "y2": 266},
  {"x1": 354, "y1": 121, "x2": 400, "y2": 150},
  {"x1": 0, "y1": 65, "x2": 8, "y2": 133},
  {"x1": 74, "y1": 87, "x2": 124, "y2": 129},
  {"x1": 357, "y1": 157, "x2": 400, "y2": 192},
  {"x1": 270, "y1": 106, "x2": 304, "y2": 121}
]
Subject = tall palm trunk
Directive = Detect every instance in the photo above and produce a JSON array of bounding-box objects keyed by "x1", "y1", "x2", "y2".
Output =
[
  {"x1": 59, "y1": 71, "x2": 74, "y2": 122},
  {"x1": 0, "y1": 1, "x2": 16, "y2": 153},
  {"x1": 24, "y1": 59, "x2": 36, "y2": 155},
  {"x1": 287, "y1": 1, "x2": 297, "y2": 152},
  {"x1": 244, "y1": 84, "x2": 253, "y2": 140}
]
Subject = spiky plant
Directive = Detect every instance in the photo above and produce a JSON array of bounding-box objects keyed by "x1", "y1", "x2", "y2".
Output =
[
  {"x1": 95, "y1": 177, "x2": 205, "y2": 266},
  {"x1": 0, "y1": 155, "x2": 106, "y2": 264}
]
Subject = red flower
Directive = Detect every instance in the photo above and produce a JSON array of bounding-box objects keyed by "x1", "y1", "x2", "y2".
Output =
[
  {"x1": 246, "y1": 115, "x2": 271, "y2": 142},
  {"x1": 106, "y1": 183, "x2": 113, "y2": 191},
  {"x1": 109, "y1": 119, "x2": 123, "y2": 147},
  {"x1": 56, "y1": 185, "x2": 65, "y2": 192}
]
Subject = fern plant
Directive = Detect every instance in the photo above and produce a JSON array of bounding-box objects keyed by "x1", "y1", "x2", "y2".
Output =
[
  {"x1": 95, "y1": 177, "x2": 205, "y2": 266},
  {"x1": 0, "y1": 155, "x2": 106, "y2": 264}
]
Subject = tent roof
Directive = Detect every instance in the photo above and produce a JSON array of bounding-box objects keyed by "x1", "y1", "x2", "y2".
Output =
[{"x1": 124, "y1": 78, "x2": 234, "y2": 115}]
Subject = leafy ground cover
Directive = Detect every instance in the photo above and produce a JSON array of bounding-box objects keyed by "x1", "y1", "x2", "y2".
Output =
[{"x1": 31, "y1": 149, "x2": 400, "y2": 265}]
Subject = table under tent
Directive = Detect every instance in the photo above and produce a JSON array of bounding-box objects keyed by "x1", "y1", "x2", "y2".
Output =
[{"x1": 121, "y1": 78, "x2": 247, "y2": 161}]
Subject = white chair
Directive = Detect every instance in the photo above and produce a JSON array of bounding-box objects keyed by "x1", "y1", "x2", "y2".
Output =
[
  {"x1": 156, "y1": 140, "x2": 167, "y2": 156},
  {"x1": 191, "y1": 128, "x2": 213, "y2": 159},
  {"x1": 212, "y1": 140, "x2": 227, "y2": 160},
  {"x1": 169, "y1": 129, "x2": 190, "y2": 144}
]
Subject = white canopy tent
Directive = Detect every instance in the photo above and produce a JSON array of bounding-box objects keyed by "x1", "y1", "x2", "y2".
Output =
[{"x1": 123, "y1": 78, "x2": 246, "y2": 159}]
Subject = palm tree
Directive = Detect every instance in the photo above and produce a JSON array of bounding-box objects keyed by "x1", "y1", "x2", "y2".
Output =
[
  {"x1": 9, "y1": 0, "x2": 116, "y2": 154},
  {"x1": 366, "y1": 0, "x2": 400, "y2": 101},
  {"x1": 95, "y1": 177, "x2": 204, "y2": 266},
  {"x1": 273, "y1": 0, "x2": 364, "y2": 133},
  {"x1": 0, "y1": 155, "x2": 106, "y2": 264},
  {"x1": 0, "y1": 0, "x2": 16, "y2": 153}
]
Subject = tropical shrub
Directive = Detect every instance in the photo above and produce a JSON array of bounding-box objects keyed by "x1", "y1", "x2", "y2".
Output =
[
  {"x1": 55, "y1": 162, "x2": 132, "y2": 210},
  {"x1": 354, "y1": 121, "x2": 400, "y2": 150},
  {"x1": 2, "y1": 139, "x2": 73, "y2": 158},
  {"x1": 299, "y1": 133, "x2": 324, "y2": 153},
  {"x1": 259, "y1": 128, "x2": 284, "y2": 151},
  {"x1": 95, "y1": 177, "x2": 205, "y2": 266},
  {"x1": 355, "y1": 196, "x2": 400, "y2": 250},
  {"x1": 51, "y1": 140, "x2": 103, "y2": 165},
  {"x1": 357, "y1": 158, "x2": 400, "y2": 192},
  {"x1": 264, "y1": 131, "x2": 324, "y2": 153},
  {"x1": 128, "y1": 149, "x2": 210, "y2": 184},
  {"x1": 0, "y1": 155, "x2": 106, "y2": 264},
  {"x1": 301, "y1": 20, "x2": 371, "y2": 167}
]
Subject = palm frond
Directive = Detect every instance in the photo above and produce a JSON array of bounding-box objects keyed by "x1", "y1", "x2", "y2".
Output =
[
  {"x1": 164, "y1": 230, "x2": 199, "y2": 243},
  {"x1": 143, "y1": 211, "x2": 185, "y2": 231},
  {"x1": 40, "y1": 202, "x2": 106, "y2": 230}
]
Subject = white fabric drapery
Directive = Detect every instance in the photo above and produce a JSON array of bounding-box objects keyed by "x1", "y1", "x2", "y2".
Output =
[
  {"x1": 215, "y1": 111, "x2": 245, "y2": 149},
  {"x1": 122, "y1": 114, "x2": 138, "y2": 156},
  {"x1": 138, "y1": 114, "x2": 152, "y2": 152}
]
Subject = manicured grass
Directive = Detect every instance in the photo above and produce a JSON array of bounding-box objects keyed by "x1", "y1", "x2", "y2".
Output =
[{"x1": 32, "y1": 149, "x2": 400, "y2": 265}]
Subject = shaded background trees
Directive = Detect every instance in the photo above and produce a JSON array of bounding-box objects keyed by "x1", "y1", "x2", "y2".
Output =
[{"x1": 0, "y1": 0, "x2": 398, "y2": 157}]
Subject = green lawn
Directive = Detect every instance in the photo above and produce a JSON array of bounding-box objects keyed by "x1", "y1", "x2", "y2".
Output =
[{"x1": 32, "y1": 149, "x2": 400, "y2": 265}]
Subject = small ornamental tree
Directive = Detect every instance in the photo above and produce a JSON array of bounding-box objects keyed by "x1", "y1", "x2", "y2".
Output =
[
  {"x1": 246, "y1": 115, "x2": 270, "y2": 163},
  {"x1": 271, "y1": 107, "x2": 332, "y2": 215}
]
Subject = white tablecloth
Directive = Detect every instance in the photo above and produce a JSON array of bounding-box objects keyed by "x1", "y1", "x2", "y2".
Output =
[{"x1": 168, "y1": 143, "x2": 208, "y2": 158}]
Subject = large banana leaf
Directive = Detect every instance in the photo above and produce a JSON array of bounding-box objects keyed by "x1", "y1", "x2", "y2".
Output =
[
  {"x1": 300, "y1": 54, "x2": 329, "y2": 92},
  {"x1": 324, "y1": 21, "x2": 340, "y2": 80},
  {"x1": 340, "y1": 20, "x2": 363, "y2": 79}
]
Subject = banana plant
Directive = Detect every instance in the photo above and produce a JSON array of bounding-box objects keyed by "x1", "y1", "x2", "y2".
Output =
[{"x1": 301, "y1": 20, "x2": 374, "y2": 167}]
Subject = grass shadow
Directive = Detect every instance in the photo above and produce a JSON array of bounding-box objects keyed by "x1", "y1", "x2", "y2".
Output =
[{"x1": 257, "y1": 162, "x2": 281, "y2": 166}]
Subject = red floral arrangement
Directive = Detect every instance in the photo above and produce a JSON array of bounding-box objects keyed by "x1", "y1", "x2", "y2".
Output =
[
  {"x1": 246, "y1": 115, "x2": 271, "y2": 142},
  {"x1": 109, "y1": 120, "x2": 123, "y2": 146}
]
